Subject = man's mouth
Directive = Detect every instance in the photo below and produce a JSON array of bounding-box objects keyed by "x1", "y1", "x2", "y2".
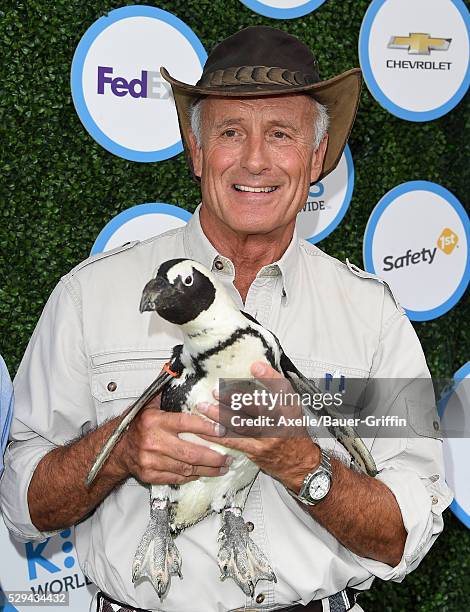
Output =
[{"x1": 233, "y1": 184, "x2": 278, "y2": 193}]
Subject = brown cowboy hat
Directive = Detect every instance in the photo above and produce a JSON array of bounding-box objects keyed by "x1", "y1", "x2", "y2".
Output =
[{"x1": 161, "y1": 26, "x2": 361, "y2": 182}]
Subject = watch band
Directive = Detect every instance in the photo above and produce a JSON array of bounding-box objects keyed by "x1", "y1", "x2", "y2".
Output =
[{"x1": 287, "y1": 448, "x2": 332, "y2": 506}]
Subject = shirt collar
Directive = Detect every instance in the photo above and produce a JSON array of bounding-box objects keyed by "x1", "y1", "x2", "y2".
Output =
[
  {"x1": 183, "y1": 204, "x2": 224, "y2": 272},
  {"x1": 183, "y1": 203, "x2": 300, "y2": 300}
]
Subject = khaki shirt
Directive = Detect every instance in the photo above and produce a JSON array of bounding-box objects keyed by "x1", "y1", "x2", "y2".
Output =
[{"x1": 0, "y1": 205, "x2": 452, "y2": 612}]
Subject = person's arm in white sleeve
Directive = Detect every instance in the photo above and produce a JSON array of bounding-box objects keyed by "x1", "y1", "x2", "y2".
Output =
[
  {"x1": 348, "y1": 289, "x2": 453, "y2": 581},
  {"x1": 0, "y1": 279, "x2": 115, "y2": 541}
]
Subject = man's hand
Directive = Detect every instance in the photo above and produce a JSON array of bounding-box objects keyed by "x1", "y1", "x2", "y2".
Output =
[
  {"x1": 28, "y1": 396, "x2": 229, "y2": 532},
  {"x1": 117, "y1": 397, "x2": 232, "y2": 485},
  {"x1": 197, "y1": 362, "x2": 320, "y2": 492}
]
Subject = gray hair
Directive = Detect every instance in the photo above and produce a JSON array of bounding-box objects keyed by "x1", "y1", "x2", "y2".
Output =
[{"x1": 189, "y1": 96, "x2": 329, "y2": 151}]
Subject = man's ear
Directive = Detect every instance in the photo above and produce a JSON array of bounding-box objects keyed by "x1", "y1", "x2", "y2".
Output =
[
  {"x1": 310, "y1": 134, "x2": 329, "y2": 184},
  {"x1": 188, "y1": 130, "x2": 203, "y2": 179}
]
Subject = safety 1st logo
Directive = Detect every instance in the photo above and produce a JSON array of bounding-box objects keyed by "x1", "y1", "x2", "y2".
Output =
[
  {"x1": 383, "y1": 228, "x2": 459, "y2": 270},
  {"x1": 437, "y1": 228, "x2": 459, "y2": 254}
]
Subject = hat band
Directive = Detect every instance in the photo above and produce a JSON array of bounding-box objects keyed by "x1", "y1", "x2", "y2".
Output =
[{"x1": 197, "y1": 65, "x2": 318, "y2": 88}]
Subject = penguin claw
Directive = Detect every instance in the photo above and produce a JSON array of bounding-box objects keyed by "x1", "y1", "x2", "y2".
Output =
[
  {"x1": 217, "y1": 509, "x2": 276, "y2": 597},
  {"x1": 132, "y1": 500, "x2": 182, "y2": 600}
]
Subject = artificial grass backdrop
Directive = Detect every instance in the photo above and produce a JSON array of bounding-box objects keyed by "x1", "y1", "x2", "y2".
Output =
[{"x1": 0, "y1": 0, "x2": 468, "y2": 610}]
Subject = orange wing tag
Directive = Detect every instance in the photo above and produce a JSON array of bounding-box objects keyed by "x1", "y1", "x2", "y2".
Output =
[{"x1": 163, "y1": 361, "x2": 180, "y2": 378}]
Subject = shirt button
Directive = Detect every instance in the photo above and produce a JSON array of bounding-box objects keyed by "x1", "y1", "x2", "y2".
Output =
[
  {"x1": 214, "y1": 260, "x2": 224, "y2": 271},
  {"x1": 255, "y1": 593, "x2": 265, "y2": 604},
  {"x1": 431, "y1": 495, "x2": 438, "y2": 505},
  {"x1": 433, "y1": 420, "x2": 440, "y2": 431},
  {"x1": 246, "y1": 521, "x2": 254, "y2": 532},
  {"x1": 107, "y1": 381, "x2": 117, "y2": 392}
]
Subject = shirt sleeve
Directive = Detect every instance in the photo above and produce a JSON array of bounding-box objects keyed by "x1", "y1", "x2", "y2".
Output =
[
  {"x1": 349, "y1": 288, "x2": 453, "y2": 582},
  {"x1": 0, "y1": 278, "x2": 96, "y2": 542},
  {"x1": 0, "y1": 355, "x2": 14, "y2": 473}
]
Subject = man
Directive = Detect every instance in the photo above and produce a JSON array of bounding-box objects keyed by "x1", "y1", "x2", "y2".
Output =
[{"x1": 0, "y1": 26, "x2": 451, "y2": 612}]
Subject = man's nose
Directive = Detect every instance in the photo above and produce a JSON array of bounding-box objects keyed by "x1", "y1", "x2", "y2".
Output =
[{"x1": 239, "y1": 132, "x2": 271, "y2": 175}]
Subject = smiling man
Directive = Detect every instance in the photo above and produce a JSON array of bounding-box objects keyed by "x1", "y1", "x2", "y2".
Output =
[
  {"x1": 190, "y1": 94, "x2": 328, "y2": 301},
  {"x1": 0, "y1": 26, "x2": 451, "y2": 612}
]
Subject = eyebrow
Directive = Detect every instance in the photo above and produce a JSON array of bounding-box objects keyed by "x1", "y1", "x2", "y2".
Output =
[
  {"x1": 213, "y1": 118, "x2": 244, "y2": 130},
  {"x1": 213, "y1": 117, "x2": 302, "y2": 133}
]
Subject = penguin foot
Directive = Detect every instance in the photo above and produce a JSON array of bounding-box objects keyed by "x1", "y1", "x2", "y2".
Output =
[
  {"x1": 132, "y1": 498, "x2": 182, "y2": 600},
  {"x1": 217, "y1": 508, "x2": 277, "y2": 597}
]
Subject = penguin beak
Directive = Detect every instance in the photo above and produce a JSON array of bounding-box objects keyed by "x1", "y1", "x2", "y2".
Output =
[{"x1": 139, "y1": 276, "x2": 166, "y2": 313}]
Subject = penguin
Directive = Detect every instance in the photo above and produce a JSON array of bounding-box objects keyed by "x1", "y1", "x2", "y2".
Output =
[{"x1": 87, "y1": 257, "x2": 377, "y2": 601}]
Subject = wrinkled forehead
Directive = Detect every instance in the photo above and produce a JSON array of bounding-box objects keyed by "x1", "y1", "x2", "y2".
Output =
[
  {"x1": 202, "y1": 93, "x2": 316, "y2": 123},
  {"x1": 166, "y1": 260, "x2": 208, "y2": 283}
]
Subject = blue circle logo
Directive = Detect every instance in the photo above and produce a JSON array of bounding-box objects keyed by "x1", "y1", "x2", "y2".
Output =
[
  {"x1": 439, "y1": 362, "x2": 470, "y2": 529},
  {"x1": 239, "y1": 0, "x2": 327, "y2": 19},
  {"x1": 91, "y1": 203, "x2": 192, "y2": 255},
  {"x1": 296, "y1": 145, "x2": 354, "y2": 244},
  {"x1": 71, "y1": 6, "x2": 207, "y2": 161},
  {"x1": 359, "y1": 0, "x2": 470, "y2": 121},
  {"x1": 363, "y1": 181, "x2": 469, "y2": 321}
]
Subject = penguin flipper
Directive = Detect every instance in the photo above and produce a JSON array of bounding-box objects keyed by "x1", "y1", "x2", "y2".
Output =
[{"x1": 277, "y1": 343, "x2": 378, "y2": 478}]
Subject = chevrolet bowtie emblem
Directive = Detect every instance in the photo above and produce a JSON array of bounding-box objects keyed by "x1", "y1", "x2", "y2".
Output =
[{"x1": 388, "y1": 33, "x2": 451, "y2": 55}]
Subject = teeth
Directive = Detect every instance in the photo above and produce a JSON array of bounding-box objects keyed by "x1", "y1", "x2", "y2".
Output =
[{"x1": 234, "y1": 184, "x2": 277, "y2": 193}]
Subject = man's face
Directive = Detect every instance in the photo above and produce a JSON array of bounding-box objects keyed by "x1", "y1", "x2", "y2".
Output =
[{"x1": 189, "y1": 95, "x2": 328, "y2": 236}]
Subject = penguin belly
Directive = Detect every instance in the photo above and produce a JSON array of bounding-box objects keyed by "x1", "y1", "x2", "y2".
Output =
[{"x1": 171, "y1": 333, "x2": 275, "y2": 530}]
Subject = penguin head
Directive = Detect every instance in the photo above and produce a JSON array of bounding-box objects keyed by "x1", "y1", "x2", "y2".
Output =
[{"x1": 140, "y1": 258, "x2": 226, "y2": 326}]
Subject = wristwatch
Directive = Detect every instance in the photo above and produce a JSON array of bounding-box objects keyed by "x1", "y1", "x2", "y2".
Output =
[{"x1": 287, "y1": 448, "x2": 332, "y2": 506}]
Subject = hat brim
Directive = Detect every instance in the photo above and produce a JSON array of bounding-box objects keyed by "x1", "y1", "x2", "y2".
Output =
[{"x1": 161, "y1": 66, "x2": 362, "y2": 183}]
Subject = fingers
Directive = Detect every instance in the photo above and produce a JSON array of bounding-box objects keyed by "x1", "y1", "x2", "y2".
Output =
[
  {"x1": 141, "y1": 471, "x2": 199, "y2": 485},
  {"x1": 251, "y1": 361, "x2": 284, "y2": 380},
  {"x1": 145, "y1": 454, "x2": 230, "y2": 479},
  {"x1": 166, "y1": 411, "x2": 225, "y2": 437},
  {"x1": 125, "y1": 408, "x2": 233, "y2": 485},
  {"x1": 163, "y1": 437, "x2": 231, "y2": 469}
]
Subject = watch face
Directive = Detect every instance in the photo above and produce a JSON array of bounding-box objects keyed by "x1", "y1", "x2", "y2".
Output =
[{"x1": 308, "y1": 473, "x2": 330, "y2": 500}]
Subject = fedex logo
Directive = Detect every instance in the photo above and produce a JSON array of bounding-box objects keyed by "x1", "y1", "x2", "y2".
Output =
[{"x1": 97, "y1": 66, "x2": 170, "y2": 99}]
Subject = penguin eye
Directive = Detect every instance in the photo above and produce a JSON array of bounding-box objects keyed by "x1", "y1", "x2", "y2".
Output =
[{"x1": 183, "y1": 275, "x2": 193, "y2": 286}]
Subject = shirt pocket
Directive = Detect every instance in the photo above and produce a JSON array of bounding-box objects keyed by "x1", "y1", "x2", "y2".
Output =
[
  {"x1": 89, "y1": 349, "x2": 173, "y2": 487},
  {"x1": 287, "y1": 356, "x2": 374, "y2": 461},
  {"x1": 90, "y1": 349, "x2": 173, "y2": 426}
]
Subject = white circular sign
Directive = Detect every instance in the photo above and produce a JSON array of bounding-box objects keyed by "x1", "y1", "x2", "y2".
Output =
[
  {"x1": 296, "y1": 145, "x2": 354, "y2": 244},
  {"x1": 359, "y1": 0, "x2": 470, "y2": 121},
  {"x1": 0, "y1": 523, "x2": 95, "y2": 611},
  {"x1": 439, "y1": 363, "x2": 470, "y2": 529},
  {"x1": 91, "y1": 203, "x2": 192, "y2": 255},
  {"x1": 71, "y1": 6, "x2": 207, "y2": 161},
  {"x1": 239, "y1": 0, "x2": 327, "y2": 19},
  {"x1": 363, "y1": 181, "x2": 469, "y2": 321}
]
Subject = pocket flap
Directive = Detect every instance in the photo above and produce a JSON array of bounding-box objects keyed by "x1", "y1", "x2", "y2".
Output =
[
  {"x1": 91, "y1": 353, "x2": 171, "y2": 402},
  {"x1": 406, "y1": 399, "x2": 442, "y2": 439}
]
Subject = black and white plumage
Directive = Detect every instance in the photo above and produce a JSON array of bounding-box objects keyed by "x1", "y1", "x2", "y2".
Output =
[{"x1": 88, "y1": 257, "x2": 377, "y2": 601}]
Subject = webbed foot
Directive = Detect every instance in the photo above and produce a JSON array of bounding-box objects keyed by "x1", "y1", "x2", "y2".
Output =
[
  {"x1": 217, "y1": 508, "x2": 276, "y2": 597},
  {"x1": 132, "y1": 498, "x2": 182, "y2": 600}
]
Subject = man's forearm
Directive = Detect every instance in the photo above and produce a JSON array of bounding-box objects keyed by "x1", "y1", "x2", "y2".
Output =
[
  {"x1": 304, "y1": 450, "x2": 406, "y2": 567},
  {"x1": 28, "y1": 416, "x2": 127, "y2": 532}
]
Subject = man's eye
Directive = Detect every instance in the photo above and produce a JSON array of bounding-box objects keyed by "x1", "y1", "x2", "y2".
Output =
[
  {"x1": 223, "y1": 129, "x2": 237, "y2": 137},
  {"x1": 273, "y1": 131, "x2": 288, "y2": 139}
]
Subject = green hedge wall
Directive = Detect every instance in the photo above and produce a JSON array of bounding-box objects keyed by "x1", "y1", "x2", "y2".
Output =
[{"x1": 1, "y1": 0, "x2": 469, "y2": 609}]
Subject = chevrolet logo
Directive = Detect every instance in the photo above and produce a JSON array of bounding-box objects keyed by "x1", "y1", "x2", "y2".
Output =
[{"x1": 388, "y1": 33, "x2": 451, "y2": 55}]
